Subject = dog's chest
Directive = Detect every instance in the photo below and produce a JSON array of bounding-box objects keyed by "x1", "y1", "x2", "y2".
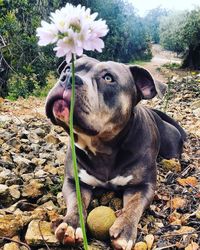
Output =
[{"x1": 78, "y1": 169, "x2": 132, "y2": 188}]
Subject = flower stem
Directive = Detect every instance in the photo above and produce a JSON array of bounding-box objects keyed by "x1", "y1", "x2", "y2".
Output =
[{"x1": 69, "y1": 53, "x2": 88, "y2": 250}]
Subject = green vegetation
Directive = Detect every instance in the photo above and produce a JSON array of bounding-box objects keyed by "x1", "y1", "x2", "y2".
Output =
[
  {"x1": 159, "y1": 8, "x2": 200, "y2": 69},
  {"x1": 0, "y1": 0, "x2": 151, "y2": 99}
]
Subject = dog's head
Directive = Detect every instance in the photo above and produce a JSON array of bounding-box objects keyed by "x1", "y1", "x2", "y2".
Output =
[{"x1": 46, "y1": 56, "x2": 166, "y2": 148}]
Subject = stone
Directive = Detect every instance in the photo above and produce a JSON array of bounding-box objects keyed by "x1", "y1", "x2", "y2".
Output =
[
  {"x1": 100, "y1": 191, "x2": 115, "y2": 205},
  {"x1": 87, "y1": 206, "x2": 116, "y2": 240},
  {"x1": 193, "y1": 108, "x2": 200, "y2": 118},
  {"x1": 160, "y1": 158, "x2": 181, "y2": 173},
  {"x1": 45, "y1": 134, "x2": 61, "y2": 145},
  {"x1": 27, "y1": 132, "x2": 40, "y2": 144},
  {"x1": 21, "y1": 173, "x2": 34, "y2": 182},
  {"x1": 31, "y1": 158, "x2": 46, "y2": 166},
  {"x1": 22, "y1": 179, "x2": 44, "y2": 199},
  {"x1": 56, "y1": 192, "x2": 66, "y2": 208},
  {"x1": 0, "y1": 214, "x2": 25, "y2": 237},
  {"x1": 25, "y1": 220, "x2": 59, "y2": 246},
  {"x1": 34, "y1": 128, "x2": 46, "y2": 138},
  {"x1": 9, "y1": 185, "x2": 21, "y2": 200},
  {"x1": 134, "y1": 242, "x2": 148, "y2": 250},
  {"x1": 0, "y1": 184, "x2": 9, "y2": 196},
  {"x1": 39, "y1": 200, "x2": 58, "y2": 211},
  {"x1": 109, "y1": 198, "x2": 123, "y2": 211},
  {"x1": 3, "y1": 236, "x2": 21, "y2": 250},
  {"x1": 34, "y1": 169, "x2": 47, "y2": 178},
  {"x1": 0, "y1": 168, "x2": 12, "y2": 184},
  {"x1": 44, "y1": 165, "x2": 58, "y2": 175}
]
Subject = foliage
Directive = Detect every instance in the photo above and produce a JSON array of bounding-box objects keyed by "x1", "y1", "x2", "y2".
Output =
[
  {"x1": 144, "y1": 7, "x2": 168, "y2": 43},
  {"x1": 0, "y1": 0, "x2": 151, "y2": 99},
  {"x1": 159, "y1": 8, "x2": 200, "y2": 69},
  {"x1": 159, "y1": 11, "x2": 187, "y2": 53}
]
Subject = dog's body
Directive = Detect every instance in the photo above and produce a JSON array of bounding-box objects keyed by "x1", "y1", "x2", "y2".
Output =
[{"x1": 46, "y1": 56, "x2": 186, "y2": 250}]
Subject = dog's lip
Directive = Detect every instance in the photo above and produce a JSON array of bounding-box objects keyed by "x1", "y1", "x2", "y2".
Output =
[{"x1": 45, "y1": 88, "x2": 72, "y2": 124}]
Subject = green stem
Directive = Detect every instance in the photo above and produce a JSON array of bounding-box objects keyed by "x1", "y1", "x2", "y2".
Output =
[{"x1": 69, "y1": 54, "x2": 88, "y2": 250}]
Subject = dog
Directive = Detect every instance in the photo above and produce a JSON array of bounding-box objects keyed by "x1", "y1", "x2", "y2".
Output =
[{"x1": 45, "y1": 55, "x2": 186, "y2": 250}]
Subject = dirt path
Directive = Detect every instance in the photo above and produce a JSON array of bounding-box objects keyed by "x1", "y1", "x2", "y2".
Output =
[{"x1": 143, "y1": 44, "x2": 181, "y2": 83}]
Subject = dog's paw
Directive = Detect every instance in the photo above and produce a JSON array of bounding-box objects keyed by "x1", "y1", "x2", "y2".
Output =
[
  {"x1": 54, "y1": 222, "x2": 83, "y2": 245},
  {"x1": 111, "y1": 238, "x2": 134, "y2": 250},
  {"x1": 109, "y1": 217, "x2": 136, "y2": 250}
]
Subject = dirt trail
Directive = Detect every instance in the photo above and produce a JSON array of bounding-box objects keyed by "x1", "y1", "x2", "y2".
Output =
[{"x1": 143, "y1": 44, "x2": 181, "y2": 83}]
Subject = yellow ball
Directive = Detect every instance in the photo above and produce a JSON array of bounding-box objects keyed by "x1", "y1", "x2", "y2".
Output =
[{"x1": 87, "y1": 206, "x2": 116, "y2": 240}]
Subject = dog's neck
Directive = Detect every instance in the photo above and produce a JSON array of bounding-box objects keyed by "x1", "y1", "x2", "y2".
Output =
[{"x1": 74, "y1": 111, "x2": 134, "y2": 156}]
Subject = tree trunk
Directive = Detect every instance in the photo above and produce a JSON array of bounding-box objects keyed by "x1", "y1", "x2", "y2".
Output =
[{"x1": 182, "y1": 44, "x2": 200, "y2": 70}]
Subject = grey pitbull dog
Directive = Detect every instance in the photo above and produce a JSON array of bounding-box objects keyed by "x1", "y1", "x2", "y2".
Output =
[{"x1": 45, "y1": 55, "x2": 186, "y2": 250}]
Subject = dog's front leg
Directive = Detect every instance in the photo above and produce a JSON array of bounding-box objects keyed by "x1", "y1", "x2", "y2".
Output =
[
  {"x1": 53, "y1": 178, "x2": 92, "y2": 245},
  {"x1": 110, "y1": 183, "x2": 155, "y2": 250}
]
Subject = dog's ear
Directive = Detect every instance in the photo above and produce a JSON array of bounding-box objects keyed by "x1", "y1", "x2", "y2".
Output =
[
  {"x1": 57, "y1": 60, "x2": 67, "y2": 75},
  {"x1": 129, "y1": 66, "x2": 167, "y2": 99}
]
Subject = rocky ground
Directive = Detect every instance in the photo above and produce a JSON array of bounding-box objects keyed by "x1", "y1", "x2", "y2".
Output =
[{"x1": 0, "y1": 51, "x2": 199, "y2": 249}]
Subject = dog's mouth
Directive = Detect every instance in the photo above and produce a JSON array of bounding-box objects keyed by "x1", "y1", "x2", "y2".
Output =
[
  {"x1": 45, "y1": 86, "x2": 99, "y2": 136},
  {"x1": 52, "y1": 89, "x2": 71, "y2": 124},
  {"x1": 45, "y1": 85, "x2": 71, "y2": 125}
]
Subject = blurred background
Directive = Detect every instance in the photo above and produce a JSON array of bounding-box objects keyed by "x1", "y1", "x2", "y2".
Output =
[{"x1": 0, "y1": 0, "x2": 200, "y2": 99}]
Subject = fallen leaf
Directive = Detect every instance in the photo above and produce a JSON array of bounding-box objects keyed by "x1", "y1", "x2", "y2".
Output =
[
  {"x1": 160, "y1": 158, "x2": 181, "y2": 172},
  {"x1": 134, "y1": 242, "x2": 147, "y2": 250},
  {"x1": 177, "y1": 177, "x2": 198, "y2": 187},
  {"x1": 175, "y1": 226, "x2": 196, "y2": 234},
  {"x1": 185, "y1": 242, "x2": 199, "y2": 250},
  {"x1": 144, "y1": 234, "x2": 154, "y2": 250},
  {"x1": 170, "y1": 197, "x2": 186, "y2": 209},
  {"x1": 195, "y1": 211, "x2": 200, "y2": 219},
  {"x1": 168, "y1": 211, "x2": 181, "y2": 223}
]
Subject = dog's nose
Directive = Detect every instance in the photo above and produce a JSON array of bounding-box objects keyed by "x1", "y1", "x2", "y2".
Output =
[{"x1": 68, "y1": 75, "x2": 83, "y2": 87}]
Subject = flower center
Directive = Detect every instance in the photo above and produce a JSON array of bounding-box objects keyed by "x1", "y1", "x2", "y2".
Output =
[{"x1": 69, "y1": 18, "x2": 81, "y2": 33}]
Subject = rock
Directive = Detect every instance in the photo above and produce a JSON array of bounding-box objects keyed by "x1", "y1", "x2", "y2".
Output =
[
  {"x1": 87, "y1": 206, "x2": 116, "y2": 240},
  {"x1": 99, "y1": 191, "x2": 115, "y2": 206},
  {"x1": 90, "y1": 199, "x2": 99, "y2": 209},
  {"x1": 25, "y1": 220, "x2": 59, "y2": 246},
  {"x1": 44, "y1": 165, "x2": 58, "y2": 175},
  {"x1": 21, "y1": 173, "x2": 34, "y2": 182},
  {"x1": 160, "y1": 158, "x2": 181, "y2": 173},
  {"x1": 37, "y1": 193, "x2": 56, "y2": 205},
  {"x1": 22, "y1": 179, "x2": 44, "y2": 199},
  {"x1": 0, "y1": 214, "x2": 25, "y2": 237},
  {"x1": 31, "y1": 158, "x2": 46, "y2": 166},
  {"x1": 45, "y1": 134, "x2": 61, "y2": 145},
  {"x1": 3, "y1": 236, "x2": 21, "y2": 250},
  {"x1": 12, "y1": 154, "x2": 34, "y2": 173},
  {"x1": 39, "y1": 200, "x2": 58, "y2": 210},
  {"x1": 0, "y1": 168, "x2": 12, "y2": 184},
  {"x1": 134, "y1": 242, "x2": 148, "y2": 250},
  {"x1": 9, "y1": 185, "x2": 21, "y2": 200},
  {"x1": 193, "y1": 108, "x2": 200, "y2": 117},
  {"x1": 6, "y1": 177, "x2": 23, "y2": 186},
  {"x1": 56, "y1": 192, "x2": 66, "y2": 208},
  {"x1": 34, "y1": 169, "x2": 47, "y2": 178},
  {"x1": 109, "y1": 198, "x2": 122, "y2": 211},
  {"x1": 34, "y1": 128, "x2": 46, "y2": 138},
  {"x1": 27, "y1": 132, "x2": 40, "y2": 144},
  {"x1": 0, "y1": 183, "x2": 9, "y2": 200}
]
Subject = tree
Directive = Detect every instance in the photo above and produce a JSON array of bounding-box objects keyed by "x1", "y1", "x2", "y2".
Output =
[
  {"x1": 159, "y1": 11, "x2": 187, "y2": 53},
  {"x1": 0, "y1": 0, "x2": 151, "y2": 98},
  {"x1": 144, "y1": 7, "x2": 168, "y2": 43},
  {"x1": 159, "y1": 8, "x2": 200, "y2": 69}
]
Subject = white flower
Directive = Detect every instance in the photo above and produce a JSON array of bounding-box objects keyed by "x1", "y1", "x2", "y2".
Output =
[
  {"x1": 36, "y1": 3, "x2": 109, "y2": 62},
  {"x1": 36, "y1": 21, "x2": 58, "y2": 46}
]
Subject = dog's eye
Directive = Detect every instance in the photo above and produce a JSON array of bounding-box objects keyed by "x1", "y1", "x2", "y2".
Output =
[{"x1": 103, "y1": 73, "x2": 114, "y2": 83}]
